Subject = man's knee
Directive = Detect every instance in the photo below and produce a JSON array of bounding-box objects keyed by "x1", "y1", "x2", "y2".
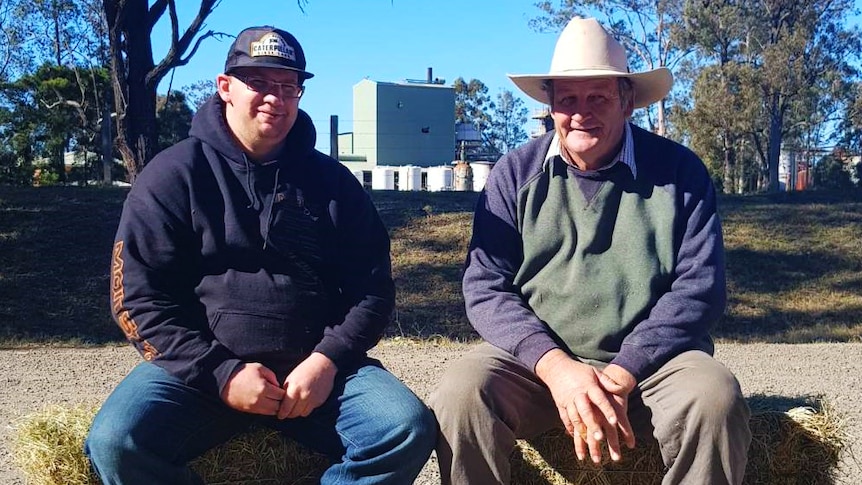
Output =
[
  {"x1": 428, "y1": 356, "x2": 492, "y2": 426},
  {"x1": 84, "y1": 412, "x2": 133, "y2": 473}
]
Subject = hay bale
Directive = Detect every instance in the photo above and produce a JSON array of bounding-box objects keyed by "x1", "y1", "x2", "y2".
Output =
[
  {"x1": 511, "y1": 396, "x2": 848, "y2": 485},
  {"x1": 12, "y1": 404, "x2": 100, "y2": 485},
  {"x1": 12, "y1": 404, "x2": 329, "y2": 485}
]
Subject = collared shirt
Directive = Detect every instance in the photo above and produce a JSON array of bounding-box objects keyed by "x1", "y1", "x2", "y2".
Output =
[{"x1": 545, "y1": 122, "x2": 637, "y2": 180}]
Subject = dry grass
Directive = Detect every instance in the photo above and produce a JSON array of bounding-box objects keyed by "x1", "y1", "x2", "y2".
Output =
[
  {"x1": 1, "y1": 186, "x2": 860, "y2": 346},
  {"x1": 719, "y1": 193, "x2": 862, "y2": 343},
  {"x1": 511, "y1": 396, "x2": 848, "y2": 485},
  {"x1": 11, "y1": 404, "x2": 330, "y2": 485}
]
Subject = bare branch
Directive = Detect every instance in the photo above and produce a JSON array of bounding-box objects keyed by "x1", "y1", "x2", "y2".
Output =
[
  {"x1": 147, "y1": 0, "x2": 167, "y2": 31},
  {"x1": 147, "y1": 0, "x2": 218, "y2": 88}
]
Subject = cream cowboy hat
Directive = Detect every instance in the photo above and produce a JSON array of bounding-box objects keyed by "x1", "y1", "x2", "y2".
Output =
[{"x1": 508, "y1": 17, "x2": 673, "y2": 108}]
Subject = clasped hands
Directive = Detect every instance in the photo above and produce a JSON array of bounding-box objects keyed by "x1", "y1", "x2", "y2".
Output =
[
  {"x1": 220, "y1": 352, "x2": 337, "y2": 419},
  {"x1": 536, "y1": 349, "x2": 637, "y2": 464}
]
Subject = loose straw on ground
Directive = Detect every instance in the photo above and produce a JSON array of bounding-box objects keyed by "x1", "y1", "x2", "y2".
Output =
[{"x1": 12, "y1": 396, "x2": 851, "y2": 485}]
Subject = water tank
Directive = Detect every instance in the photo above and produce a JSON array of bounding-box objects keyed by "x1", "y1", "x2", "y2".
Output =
[
  {"x1": 426, "y1": 166, "x2": 453, "y2": 192},
  {"x1": 453, "y1": 161, "x2": 473, "y2": 191},
  {"x1": 372, "y1": 166, "x2": 395, "y2": 190},
  {"x1": 470, "y1": 162, "x2": 494, "y2": 192},
  {"x1": 398, "y1": 166, "x2": 422, "y2": 191}
]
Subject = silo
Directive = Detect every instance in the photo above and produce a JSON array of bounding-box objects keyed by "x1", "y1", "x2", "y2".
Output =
[
  {"x1": 398, "y1": 166, "x2": 422, "y2": 191},
  {"x1": 426, "y1": 166, "x2": 453, "y2": 192},
  {"x1": 372, "y1": 166, "x2": 395, "y2": 190}
]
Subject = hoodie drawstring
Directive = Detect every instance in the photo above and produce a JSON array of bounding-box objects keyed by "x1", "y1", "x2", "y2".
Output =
[
  {"x1": 262, "y1": 167, "x2": 280, "y2": 250},
  {"x1": 243, "y1": 155, "x2": 256, "y2": 210}
]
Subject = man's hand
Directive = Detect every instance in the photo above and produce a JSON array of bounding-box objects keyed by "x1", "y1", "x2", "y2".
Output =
[
  {"x1": 277, "y1": 352, "x2": 338, "y2": 419},
  {"x1": 535, "y1": 349, "x2": 635, "y2": 463},
  {"x1": 221, "y1": 362, "x2": 285, "y2": 415}
]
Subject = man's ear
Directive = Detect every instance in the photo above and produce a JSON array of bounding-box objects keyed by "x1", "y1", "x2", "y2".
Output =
[{"x1": 216, "y1": 74, "x2": 232, "y2": 102}]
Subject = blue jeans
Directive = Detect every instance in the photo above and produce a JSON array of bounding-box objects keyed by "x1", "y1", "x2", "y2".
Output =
[{"x1": 85, "y1": 359, "x2": 436, "y2": 484}]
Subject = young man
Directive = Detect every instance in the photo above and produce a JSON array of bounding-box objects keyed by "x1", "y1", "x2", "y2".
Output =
[
  {"x1": 430, "y1": 17, "x2": 751, "y2": 485},
  {"x1": 86, "y1": 25, "x2": 435, "y2": 485}
]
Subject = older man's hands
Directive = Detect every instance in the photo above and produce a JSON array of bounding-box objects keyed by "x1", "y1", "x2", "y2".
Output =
[{"x1": 535, "y1": 349, "x2": 636, "y2": 463}]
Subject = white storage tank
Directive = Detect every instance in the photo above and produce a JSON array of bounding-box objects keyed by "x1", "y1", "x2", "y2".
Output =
[
  {"x1": 426, "y1": 166, "x2": 454, "y2": 192},
  {"x1": 372, "y1": 166, "x2": 395, "y2": 190},
  {"x1": 398, "y1": 165, "x2": 422, "y2": 191},
  {"x1": 470, "y1": 161, "x2": 494, "y2": 192}
]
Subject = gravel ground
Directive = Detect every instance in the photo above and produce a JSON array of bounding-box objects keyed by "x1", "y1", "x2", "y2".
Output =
[{"x1": 2, "y1": 341, "x2": 860, "y2": 484}]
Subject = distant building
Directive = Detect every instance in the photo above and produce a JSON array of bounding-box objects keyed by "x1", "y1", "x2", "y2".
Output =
[
  {"x1": 341, "y1": 73, "x2": 454, "y2": 172},
  {"x1": 530, "y1": 108, "x2": 553, "y2": 139}
]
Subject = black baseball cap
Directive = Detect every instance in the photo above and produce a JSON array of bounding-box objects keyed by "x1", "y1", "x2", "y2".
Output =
[{"x1": 224, "y1": 26, "x2": 314, "y2": 79}]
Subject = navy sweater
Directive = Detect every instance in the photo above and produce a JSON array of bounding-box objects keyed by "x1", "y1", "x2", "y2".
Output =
[
  {"x1": 463, "y1": 125, "x2": 724, "y2": 381},
  {"x1": 110, "y1": 96, "x2": 395, "y2": 396}
]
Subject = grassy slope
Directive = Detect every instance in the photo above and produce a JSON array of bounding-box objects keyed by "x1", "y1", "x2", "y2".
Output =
[{"x1": 1, "y1": 186, "x2": 859, "y2": 347}]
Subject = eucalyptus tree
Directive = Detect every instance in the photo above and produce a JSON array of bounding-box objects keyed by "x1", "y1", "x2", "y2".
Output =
[
  {"x1": 677, "y1": 0, "x2": 758, "y2": 192},
  {"x1": 486, "y1": 89, "x2": 529, "y2": 154},
  {"x1": 0, "y1": 0, "x2": 103, "y2": 76},
  {"x1": 680, "y1": 0, "x2": 859, "y2": 193},
  {"x1": 531, "y1": 0, "x2": 690, "y2": 136},
  {"x1": 838, "y1": 82, "x2": 862, "y2": 153},
  {"x1": 744, "y1": 0, "x2": 859, "y2": 192},
  {"x1": 101, "y1": 0, "x2": 223, "y2": 182},
  {"x1": 453, "y1": 77, "x2": 497, "y2": 159}
]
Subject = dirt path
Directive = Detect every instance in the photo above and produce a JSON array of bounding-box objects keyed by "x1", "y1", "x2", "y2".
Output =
[{"x1": 2, "y1": 341, "x2": 860, "y2": 484}]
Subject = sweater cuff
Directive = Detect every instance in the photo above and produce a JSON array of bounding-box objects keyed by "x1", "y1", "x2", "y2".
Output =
[
  {"x1": 514, "y1": 332, "x2": 562, "y2": 373},
  {"x1": 610, "y1": 344, "x2": 653, "y2": 382},
  {"x1": 314, "y1": 338, "x2": 361, "y2": 371}
]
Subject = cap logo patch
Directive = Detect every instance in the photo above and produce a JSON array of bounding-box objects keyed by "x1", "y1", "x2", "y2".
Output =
[{"x1": 250, "y1": 32, "x2": 296, "y2": 61}]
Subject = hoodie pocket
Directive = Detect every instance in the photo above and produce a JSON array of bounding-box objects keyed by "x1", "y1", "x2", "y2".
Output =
[{"x1": 210, "y1": 310, "x2": 319, "y2": 361}]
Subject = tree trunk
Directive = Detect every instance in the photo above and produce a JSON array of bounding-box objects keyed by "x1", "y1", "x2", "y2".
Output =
[
  {"x1": 656, "y1": 99, "x2": 666, "y2": 137},
  {"x1": 103, "y1": 0, "x2": 157, "y2": 184},
  {"x1": 722, "y1": 133, "x2": 735, "y2": 194},
  {"x1": 101, "y1": 98, "x2": 113, "y2": 186}
]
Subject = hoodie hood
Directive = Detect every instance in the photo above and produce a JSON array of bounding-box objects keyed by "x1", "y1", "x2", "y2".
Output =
[{"x1": 189, "y1": 94, "x2": 318, "y2": 167}]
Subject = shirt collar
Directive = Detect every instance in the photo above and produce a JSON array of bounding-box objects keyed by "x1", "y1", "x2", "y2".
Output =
[{"x1": 546, "y1": 122, "x2": 637, "y2": 179}]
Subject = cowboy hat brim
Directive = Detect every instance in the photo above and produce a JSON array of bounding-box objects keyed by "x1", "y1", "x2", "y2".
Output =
[{"x1": 508, "y1": 67, "x2": 673, "y2": 109}]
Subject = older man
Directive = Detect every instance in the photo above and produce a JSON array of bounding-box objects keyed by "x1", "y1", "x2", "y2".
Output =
[
  {"x1": 85, "y1": 25, "x2": 435, "y2": 485},
  {"x1": 430, "y1": 17, "x2": 751, "y2": 485}
]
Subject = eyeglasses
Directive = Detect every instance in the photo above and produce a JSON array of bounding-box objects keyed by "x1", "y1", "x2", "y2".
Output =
[{"x1": 231, "y1": 74, "x2": 305, "y2": 99}]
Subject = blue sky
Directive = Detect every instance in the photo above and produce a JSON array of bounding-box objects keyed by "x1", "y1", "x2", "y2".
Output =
[
  {"x1": 151, "y1": 0, "x2": 559, "y2": 153},
  {"x1": 152, "y1": 1, "x2": 862, "y2": 154}
]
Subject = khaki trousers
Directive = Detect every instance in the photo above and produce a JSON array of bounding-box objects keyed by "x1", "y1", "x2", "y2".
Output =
[{"x1": 429, "y1": 343, "x2": 751, "y2": 485}]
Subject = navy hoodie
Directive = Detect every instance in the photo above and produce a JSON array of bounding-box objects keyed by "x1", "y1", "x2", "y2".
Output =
[{"x1": 110, "y1": 95, "x2": 395, "y2": 396}]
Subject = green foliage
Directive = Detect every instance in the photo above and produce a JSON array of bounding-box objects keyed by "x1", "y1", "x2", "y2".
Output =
[
  {"x1": 812, "y1": 155, "x2": 855, "y2": 191},
  {"x1": 453, "y1": 77, "x2": 504, "y2": 160},
  {"x1": 157, "y1": 91, "x2": 194, "y2": 152},
  {"x1": 1, "y1": 62, "x2": 113, "y2": 185},
  {"x1": 181, "y1": 79, "x2": 217, "y2": 112}
]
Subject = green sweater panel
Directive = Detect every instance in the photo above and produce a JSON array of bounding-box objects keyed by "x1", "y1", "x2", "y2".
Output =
[{"x1": 513, "y1": 159, "x2": 677, "y2": 362}]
